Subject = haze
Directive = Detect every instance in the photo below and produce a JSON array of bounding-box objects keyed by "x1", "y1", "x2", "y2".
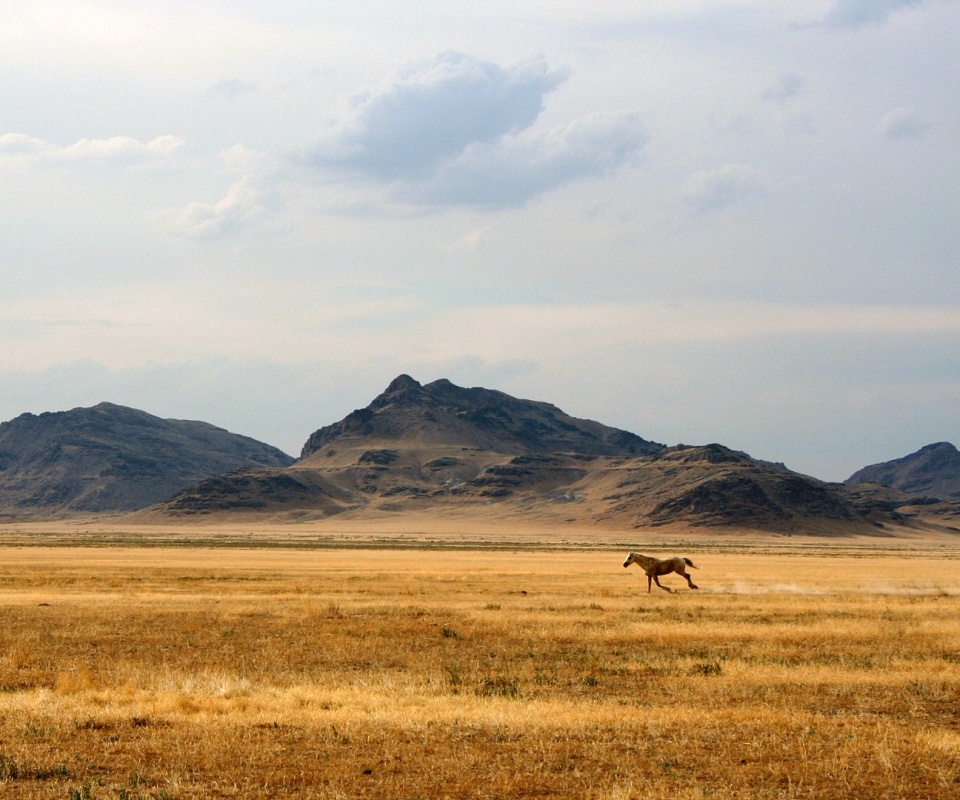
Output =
[{"x1": 2, "y1": 0, "x2": 958, "y2": 481}]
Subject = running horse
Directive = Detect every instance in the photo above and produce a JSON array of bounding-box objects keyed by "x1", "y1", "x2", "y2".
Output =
[{"x1": 623, "y1": 552, "x2": 699, "y2": 593}]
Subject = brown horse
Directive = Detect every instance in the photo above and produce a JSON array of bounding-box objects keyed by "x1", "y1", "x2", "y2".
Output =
[{"x1": 623, "y1": 552, "x2": 699, "y2": 593}]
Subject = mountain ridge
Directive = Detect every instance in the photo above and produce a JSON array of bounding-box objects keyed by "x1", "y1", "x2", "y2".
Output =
[
  {"x1": 2, "y1": 378, "x2": 958, "y2": 536},
  {"x1": 846, "y1": 442, "x2": 960, "y2": 500},
  {"x1": 0, "y1": 402, "x2": 294, "y2": 514},
  {"x1": 152, "y1": 376, "x2": 953, "y2": 535}
]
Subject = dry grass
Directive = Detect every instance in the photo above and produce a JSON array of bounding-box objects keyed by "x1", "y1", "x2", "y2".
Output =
[{"x1": 1, "y1": 543, "x2": 960, "y2": 798}]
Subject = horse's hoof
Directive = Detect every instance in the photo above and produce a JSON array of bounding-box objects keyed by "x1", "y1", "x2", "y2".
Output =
[{"x1": 691, "y1": 585, "x2": 699, "y2": 589}]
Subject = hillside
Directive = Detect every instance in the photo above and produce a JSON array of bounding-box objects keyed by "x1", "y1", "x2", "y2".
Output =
[
  {"x1": 156, "y1": 376, "x2": 932, "y2": 535},
  {"x1": 846, "y1": 442, "x2": 960, "y2": 500},
  {"x1": 0, "y1": 402, "x2": 294, "y2": 515}
]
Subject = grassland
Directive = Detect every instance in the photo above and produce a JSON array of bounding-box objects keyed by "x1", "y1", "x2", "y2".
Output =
[{"x1": 2, "y1": 533, "x2": 960, "y2": 799}]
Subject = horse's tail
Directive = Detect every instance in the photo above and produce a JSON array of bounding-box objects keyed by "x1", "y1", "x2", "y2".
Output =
[{"x1": 684, "y1": 558, "x2": 698, "y2": 569}]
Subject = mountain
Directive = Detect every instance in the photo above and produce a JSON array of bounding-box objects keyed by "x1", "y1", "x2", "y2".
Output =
[
  {"x1": 160, "y1": 374, "x2": 664, "y2": 519},
  {"x1": 299, "y1": 374, "x2": 664, "y2": 460},
  {"x1": 845, "y1": 442, "x2": 960, "y2": 500},
  {"x1": 595, "y1": 443, "x2": 862, "y2": 530},
  {"x1": 155, "y1": 375, "x2": 920, "y2": 534},
  {"x1": 0, "y1": 402, "x2": 294, "y2": 515}
]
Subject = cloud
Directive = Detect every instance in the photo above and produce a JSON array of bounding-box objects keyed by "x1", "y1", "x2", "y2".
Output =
[
  {"x1": 680, "y1": 163, "x2": 763, "y2": 215},
  {"x1": 875, "y1": 107, "x2": 931, "y2": 139},
  {"x1": 818, "y1": 0, "x2": 925, "y2": 27},
  {"x1": 409, "y1": 111, "x2": 647, "y2": 208},
  {"x1": 446, "y1": 226, "x2": 493, "y2": 253},
  {"x1": 218, "y1": 143, "x2": 270, "y2": 172},
  {"x1": 162, "y1": 178, "x2": 276, "y2": 239},
  {"x1": 162, "y1": 145, "x2": 288, "y2": 239},
  {"x1": 0, "y1": 132, "x2": 184, "y2": 166},
  {"x1": 0, "y1": 133, "x2": 48, "y2": 156},
  {"x1": 59, "y1": 135, "x2": 184, "y2": 162},
  {"x1": 301, "y1": 51, "x2": 645, "y2": 210},
  {"x1": 308, "y1": 51, "x2": 570, "y2": 181}
]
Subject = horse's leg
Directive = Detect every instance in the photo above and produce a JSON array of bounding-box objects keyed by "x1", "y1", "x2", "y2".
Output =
[
  {"x1": 653, "y1": 575, "x2": 672, "y2": 593},
  {"x1": 647, "y1": 573, "x2": 653, "y2": 593},
  {"x1": 680, "y1": 569, "x2": 699, "y2": 590}
]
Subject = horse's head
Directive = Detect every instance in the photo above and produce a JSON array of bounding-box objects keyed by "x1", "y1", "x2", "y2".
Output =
[{"x1": 623, "y1": 552, "x2": 635, "y2": 568}]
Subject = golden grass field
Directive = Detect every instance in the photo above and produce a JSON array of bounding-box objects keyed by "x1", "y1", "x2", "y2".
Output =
[{"x1": 2, "y1": 521, "x2": 960, "y2": 799}]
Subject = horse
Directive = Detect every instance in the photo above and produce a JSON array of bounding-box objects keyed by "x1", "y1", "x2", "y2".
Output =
[{"x1": 623, "y1": 552, "x2": 699, "y2": 593}]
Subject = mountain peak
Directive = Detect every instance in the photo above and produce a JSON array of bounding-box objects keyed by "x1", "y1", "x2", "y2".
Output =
[
  {"x1": 300, "y1": 376, "x2": 663, "y2": 460},
  {"x1": 918, "y1": 442, "x2": 958, "y2": 457},
  {"x1": 845, "y1": 442, "x2": 960, "y2": 499},
  {"x1": 384, "y1": 374, "x2": 422, "y2": 394}
]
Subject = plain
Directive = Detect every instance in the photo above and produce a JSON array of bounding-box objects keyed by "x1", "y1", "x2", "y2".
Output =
[{"x1": 2, "y1": 531, "x2": 960, "y2": 799}]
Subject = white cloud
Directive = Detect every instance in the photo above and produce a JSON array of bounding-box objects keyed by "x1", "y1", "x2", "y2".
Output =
[
  {"x1": 302, "y1": 51, "x2": 645, "y2": 210},
  {"x1": 680, "y1": 163, "x2": 764, "y2": 214},
  {"x1": 62, "y1": 135, "x2": 184, "y2": 162},
  {"x1": 308, "y1": 51, "x2": 570, "y2": 181},
  {"x1": 162, "y1": 178, "x2": 276, "y2": 239},
  {"x1": 447, "y1": 226, "x2": 493, "y2": 253},
  {"x1": 0, "y1": 133, "x2": 48, "y2": 156},
  {"x1": 0, "y1": 132, "x2": 184, "y2": 166},
  {"x1": 161, "y1": 144, "x2": 291, "y2": 239},
  {"x1": 410, "y1": 111, "x2": 647, "y2": 208},
  {"x1": 875, "y1": 107, "x2": 931, "y2": 139}
]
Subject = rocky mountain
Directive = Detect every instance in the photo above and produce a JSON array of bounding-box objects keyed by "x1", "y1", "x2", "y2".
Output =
[
  {"x1": 595, "y1": 443, "x2": 863, "y2": 530},
  {"x1": 0, "y1": 402, "x2": 294, "y2": 515},
  {"x1": 300, "y1": 374, "x2": 664, "y2": 460},
  {"x1": 845, "y1": 442, "x2": 960, "y2": 500},
  {"x1": 161, "y1": 374, "x2": 663, "y2": 519},
  {"x1": 156, "y1": 375, "x2": 933, "y2": 534}
]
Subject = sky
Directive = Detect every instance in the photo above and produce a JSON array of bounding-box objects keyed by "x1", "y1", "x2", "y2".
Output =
[{"x1": 1, "y1": 0, "x2": 958, "y2": 481}]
